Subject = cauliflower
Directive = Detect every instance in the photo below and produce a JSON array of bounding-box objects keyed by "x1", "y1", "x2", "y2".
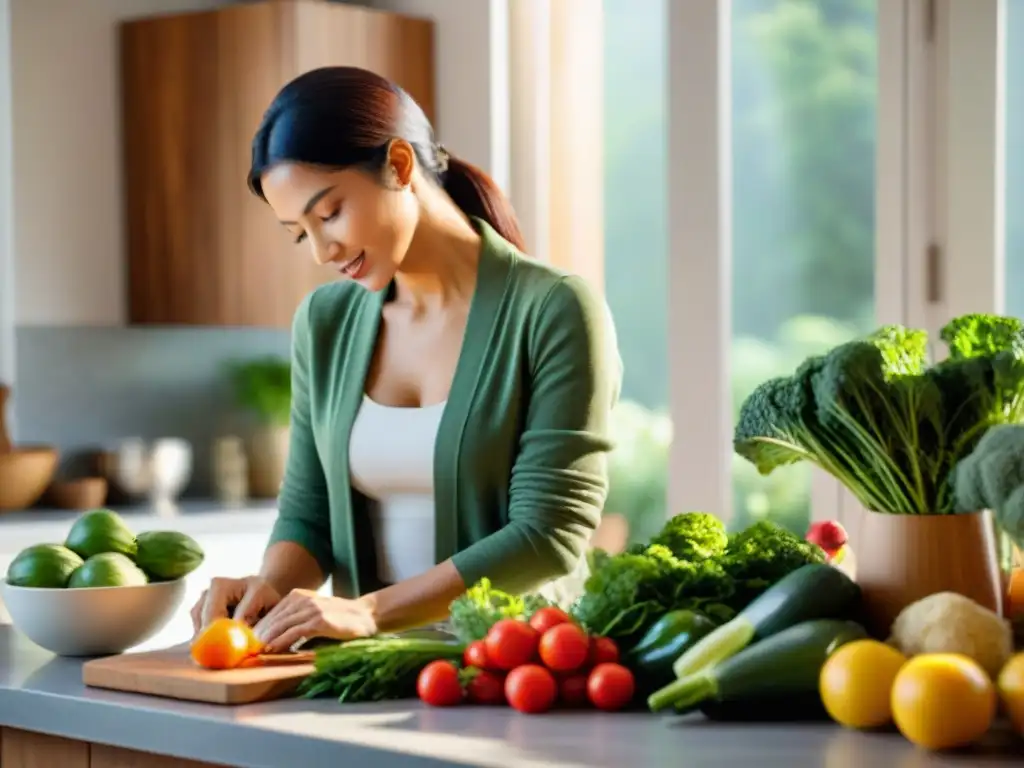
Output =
[{"x1": 888, "y1": 591, "x2": 1013, "y2": 678}]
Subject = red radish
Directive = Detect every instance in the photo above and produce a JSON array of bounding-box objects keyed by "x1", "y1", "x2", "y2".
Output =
[{"x1": 805, "y1": 520, "x2": 848, "y2": 559}]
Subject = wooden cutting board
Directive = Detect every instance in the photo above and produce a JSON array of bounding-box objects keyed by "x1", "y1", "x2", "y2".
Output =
[{"x1": 81, "y1": 645, "x2": 316, "y2": 705}]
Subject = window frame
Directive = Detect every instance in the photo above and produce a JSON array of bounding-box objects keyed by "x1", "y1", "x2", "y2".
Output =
[
  {"x1": 511, "y1": 0, "x2": 987, "y2": 530},
  {"x1": 929, "y1": 0, "x2": 1005, "y2": 322}
]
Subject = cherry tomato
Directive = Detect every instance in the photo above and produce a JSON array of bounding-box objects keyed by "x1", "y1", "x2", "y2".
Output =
[
  {"x1": 538, "y1": 623, "x2": 590, "y2": 672},
  {"x1": 558, "y1": 674, "x2": 590, "y2": 707},
  {"x1": 505, "y1": 664, "x2": 557, "y2": 714},
  {"x1": 485, "y1": 619, "x2": 539, "y2": 670},
  {"x1": 529, "y1": 606, "x2": 572, "y2": 635},
  {"x1": 417, "y1": 660, "x2": 464, "y2": 707},
  {"x1": 588, "y1": 636, "x2": 620, "y2": 666},
  {"x1": 466, "y1": 669, "x2": 506, "y2": 705},
  {"x1": 587, "y1": 663, "x2": 635, "y2": 712},
  {"x1": 464, "y1": 640, "x2": 490, "y2": 669}
]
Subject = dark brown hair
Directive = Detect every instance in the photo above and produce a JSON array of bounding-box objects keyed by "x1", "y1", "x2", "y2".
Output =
[{"x1": 248, "y1": 66, "x2": 526, "y2": 251}]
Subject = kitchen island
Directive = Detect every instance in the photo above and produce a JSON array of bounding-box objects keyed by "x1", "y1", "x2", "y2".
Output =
[{"x1": 1, "y1": 623, "x2": 1023, "y2": 767}]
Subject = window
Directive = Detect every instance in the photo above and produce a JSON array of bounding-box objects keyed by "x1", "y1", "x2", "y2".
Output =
[
  {"x1": 511, "y1": 0, "x2": 980, "y2": 545},
  {"x1": 601, "y1": 0, "x2": 669, "y2": 544},
  {"x1": 730, "y1": 0, "x2": 878, "y2": 535}
]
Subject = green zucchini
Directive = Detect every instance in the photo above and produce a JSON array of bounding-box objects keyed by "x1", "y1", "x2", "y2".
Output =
[
  {"x1": 624, "y1": 609, "x2": 718, "y2": 694},
  {"x1": 669, "y1": 563, "x2": 860, "y2": 680},
  {"x1": 648, "y1": 618, "x2": 867, "y2": 713}
]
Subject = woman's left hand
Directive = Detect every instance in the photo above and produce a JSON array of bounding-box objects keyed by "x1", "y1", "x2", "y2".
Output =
[{"x1": 252, "y1": 589, "x2": 377, "y2": 653}]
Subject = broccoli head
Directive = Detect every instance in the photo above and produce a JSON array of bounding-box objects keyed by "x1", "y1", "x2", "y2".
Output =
[
  {"x1": 648, "y1": 511, "x2": 728, "y2": 561},
  {"x1": 952, "y1": 424, "x2": 1024, "y2": 514},
  {"x1": 570, "y1": 542, "x2": 737, "y2": 647},
  {"x1": 570, "y1": 551, "x2": 666, "y2": 641},
  {"x1": 866, "y1": 324, "x2": 930, "y2": 376},
  {"x1": 733, "y1": 356, "x2": 824, "y2": 475},
  {"x1": 719, "y1": 520, "x2": 827, "y2": 609},
  {"x1": 940, "y1": 314, "x2": 1024, "y2": 360},
  {"x1": 951, "y1": 424, "x2": 1024, "y2": 565}
]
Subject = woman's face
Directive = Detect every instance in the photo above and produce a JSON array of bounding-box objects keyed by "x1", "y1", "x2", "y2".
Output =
[{"x1": 260, "y1": 146, "x2": 418, "y2": 292}]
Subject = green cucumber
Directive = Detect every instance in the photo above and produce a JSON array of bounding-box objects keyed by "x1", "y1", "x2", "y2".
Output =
[
  {"x1": 669, "y1": 562, "x2": 860, "y2": 680},
  {"x1": 624, "y1": 609, "x2": 718, "y2": 694},
  {"x1": 649, "y1": 618, "x2": 867, "y2": 713}
]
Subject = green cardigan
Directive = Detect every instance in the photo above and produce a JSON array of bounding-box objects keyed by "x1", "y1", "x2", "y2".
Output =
[{"x1": 268, "y1": 219, "x2": 622, "y2": 597}]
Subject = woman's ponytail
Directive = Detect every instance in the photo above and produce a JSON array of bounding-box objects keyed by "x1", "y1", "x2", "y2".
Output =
[{"x1": 441, "y1": 153, "x2": 527, "y2": 252}]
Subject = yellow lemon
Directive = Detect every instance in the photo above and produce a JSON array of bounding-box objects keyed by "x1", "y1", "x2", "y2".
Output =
[
  {"x1": 891, "y1": 653, "x2": 996, "y2": 750},
  {"x1": 997, "y1": 652, "x2": 1024, "y2": 735},
  {"x1": 819, "y1": 639, "x2": 907, "y2": 728}
]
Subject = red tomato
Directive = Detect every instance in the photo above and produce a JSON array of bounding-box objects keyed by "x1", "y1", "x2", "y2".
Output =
[
  {"x1": 505, "y1": 664, "x2": 557, "y2": 714},
  {"x1": 538, "y1": 623, "x2": 590, "y2": 672},
  {"x1": 587, "y1": 663, "x2": 635, "y2": 712},
  {"x1": 485, "y1": 619, "x2": 539, "y2": 670},
  {"x1": 588, "y1": 636, "x2": 620, "y2": 666},
  {"x1": 464, "y1": 640, "x2": 490, "y2": 669},
  {"x1": 417, "y1": 660, "x2": 464, "y2": 707},
  {"x1": 558, "y1": 674, "x2": 590, "y2": 707},
  {"x1": 466, "y1": 669, "x2": 506, "y2": 705},
  {"x1": 529, "y1": 606, "x2": 572, "y2": 635}
]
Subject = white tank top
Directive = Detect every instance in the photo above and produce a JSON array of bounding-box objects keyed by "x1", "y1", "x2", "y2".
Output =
[{"x1": 348, "y1": 395, "x2": 445, "y2": 584}]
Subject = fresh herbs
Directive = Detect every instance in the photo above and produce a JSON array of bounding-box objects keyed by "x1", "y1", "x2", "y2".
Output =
[
  {"x1": 447, "y1": 577, "x2": 551, "y2": 643},
  {"x1": 734, "y1": 313, "x2": 1024, "y2": 515},
  {"x1": 296, "y1": 634, "x2": 466, "y2": 703},
  {"x1": 569, "y1": 512, "x2": 825, "y2": 650},
  {"x1": 225, "y1": 356, "x2": 292, "y2": 426}
]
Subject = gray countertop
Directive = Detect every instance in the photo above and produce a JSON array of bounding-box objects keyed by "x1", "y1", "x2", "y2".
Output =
[
  {"x1": 1, "y1": 624, "x2": 1023, "y2": 767},
  {"x1": 0, "y1": 499, "x2": 280, "y2": 551}
]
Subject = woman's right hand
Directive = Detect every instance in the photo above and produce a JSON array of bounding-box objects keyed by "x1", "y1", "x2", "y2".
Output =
[{"x1": 190, "y1": 575, "x2": 282, "y2": 634}]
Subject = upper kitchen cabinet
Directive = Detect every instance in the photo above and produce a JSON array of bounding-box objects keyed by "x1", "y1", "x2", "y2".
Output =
[{"x1": 120, "y1": 1, "x2": 435, "y2": 327}]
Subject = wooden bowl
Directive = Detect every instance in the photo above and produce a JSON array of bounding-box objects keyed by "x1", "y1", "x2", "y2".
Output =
[
  {"x1": 47, "y1": 477, "x2": 108, "y2": 510},
  {"x1": 0, "y1": 446, "x2": 59, "y2": 510}
]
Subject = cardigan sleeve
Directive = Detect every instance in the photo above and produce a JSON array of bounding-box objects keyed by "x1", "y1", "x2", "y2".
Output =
[
  {"x1": 266, "y1": 292, "x2": 335, "y2": 578},
  {"x1": 451, "y1": 275, "x2": 622, "y2": 594}
]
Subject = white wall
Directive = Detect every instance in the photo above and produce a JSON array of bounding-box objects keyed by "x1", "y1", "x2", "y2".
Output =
[
  {"x1": 10, "y1": 0, "x2": 228, "y2": 328},
  {"x1": 367, "y1": 0, "x2": 510, "y2": 193},
  {"x1": 0, "y1": 0, "x2": 14, "y2": 387},
  {"x1": 5, "y1": 0, "x2": 506, "y2": 329}
]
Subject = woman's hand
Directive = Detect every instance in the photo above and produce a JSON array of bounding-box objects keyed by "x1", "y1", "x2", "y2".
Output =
[
  {"x1": 190, "y1": 575, "x2": 282, "y2": 634},
  {"x1": 252, "y1": 589, "x2": 378, "y2": 653}
]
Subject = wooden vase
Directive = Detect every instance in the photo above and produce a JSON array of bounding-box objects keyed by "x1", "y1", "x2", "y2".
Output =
[
  {"x1": 247, "y1": 424, "x2": 290, "y2": 498},
  {"x1": 854, "y1": 508, "x2": 1004, "y2": 638}
]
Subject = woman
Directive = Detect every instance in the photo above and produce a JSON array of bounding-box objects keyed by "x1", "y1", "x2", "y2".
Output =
[{"x1": 191, "y1": 66, "x2": 622, "y2": 654}]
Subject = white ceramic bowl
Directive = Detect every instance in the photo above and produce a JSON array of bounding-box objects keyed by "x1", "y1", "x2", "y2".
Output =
[{"x1": 1, "y1": 577, "x2": 186, "y2": 656}]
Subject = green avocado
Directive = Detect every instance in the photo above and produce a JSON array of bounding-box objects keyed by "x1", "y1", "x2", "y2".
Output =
[
  {"x1": 5, "y1": 544, "x2": 85, "y2": 588},
  {"x1": 134, "y1": 530, "x2": 205, "y2": 581},
  {"x1": 68, "y1": 552, "x2": 149, "y2": 588},
  {"x1": 64, "y1": 509, "x2": 137, "y2": 560}
]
